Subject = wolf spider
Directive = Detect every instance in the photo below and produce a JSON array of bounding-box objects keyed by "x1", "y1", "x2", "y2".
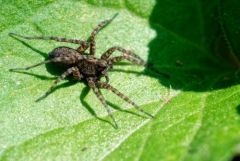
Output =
[{"x1": 9, "y1": 14, "x2": 169, "y2": 128}]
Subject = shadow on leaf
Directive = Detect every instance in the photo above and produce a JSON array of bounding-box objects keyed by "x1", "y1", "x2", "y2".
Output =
[
  {"x1": 236, "y1": 105, "x2": 240, "y2": 115},
  {"x1": 147, "y1": 0, "x2": 240, "y2": 91}
]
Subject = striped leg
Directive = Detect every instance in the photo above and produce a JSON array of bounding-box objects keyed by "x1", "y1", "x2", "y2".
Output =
[
  {"x1": 76, "y1": 43, "x2": 89, "y2": 53},
  {"x1": 9, "y1": 56, "x2": 75, "y2": 71},
  {"x1": 88, "y1": 79, "x2": 118, "y2": 128},
  {"x1": 101, "y1": 46, "x2": 144, "y2": 63},
  {"x1": 72, "y1": 68, "x2": 83, "y2": 80},
  {"x1": 108, "y1": 56, "x2": 170, "y2": 78},
  {"x1": 9, "y1": 33, "x2": 88, "y2": 47},
  {"x1": 36, "y1": 67, "x2": 78, "y2": 101},
  {"x1": 109, "y1": 55, "x2": 145, "y2": 66},
  {"x1": 89, "y1": 13, "x2": 118, "y2": 55},
  {"x1": 9, "y1": 60, "x2": 52, "y2": 71},
  {"x1": 97, "y1": 81, "x2": 153, "y2": 118}
]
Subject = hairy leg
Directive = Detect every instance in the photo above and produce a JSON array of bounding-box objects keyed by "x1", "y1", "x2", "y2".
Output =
[
  {"x1": 101, "y1": 46, "x2": 144, "y2": 62},
  {"x1": 88, "y1": 79, "x2": 118, "y2": 128},
  {"x1": 108, "y1": 56, "x2": 170, "y2": 78},
  {"x1": 9, "y1": 33, "x2": 88, "y2": 47},
  {"x1": 72, "y1": 68, "x2": 83, "y2": 80},
  {"x1": 36, "y1": 67, "x2": 79, "y2": 101},
  {"x1": 89, "y1": 13, "x2": 118, "y2": 55},
  {"x1": 109, "y1": 55, "x2": 145, "y2": 66},
  {"x1": 97, "y1": 81, "x2": 153, "y2": 118},
  {"x1": 9, "y1": 60, "x2": 52, "y2": 71},
  {"x1": 76, "y1": 44, "x2": 89, "y2": 53},
  {"x1": 9, "y1": 56, "x2": 81, "y2": 71}
]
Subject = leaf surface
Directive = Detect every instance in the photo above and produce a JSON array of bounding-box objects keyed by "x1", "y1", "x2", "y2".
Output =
[{"x1": 0, "y1": 0, "x2": 240, "y2": 161}]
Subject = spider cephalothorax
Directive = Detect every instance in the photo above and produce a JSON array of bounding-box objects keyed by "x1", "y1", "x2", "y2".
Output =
[{"x1": 9, "y1": 14, "x2": 169, "y2": 128}]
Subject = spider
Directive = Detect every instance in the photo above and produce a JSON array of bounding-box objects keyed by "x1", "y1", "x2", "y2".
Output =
[{"x1": 9, "y1": 14, "x2": 169, "y2": 128}]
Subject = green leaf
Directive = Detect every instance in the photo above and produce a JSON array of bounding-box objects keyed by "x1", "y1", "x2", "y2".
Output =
[{"x1": 0, "y1": 0, "x2": 240, "y2": 161}]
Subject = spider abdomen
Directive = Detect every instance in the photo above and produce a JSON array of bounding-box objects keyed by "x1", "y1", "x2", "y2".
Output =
[{"x1": 49, "y1": 46, "x2": 83, "y2": 65}]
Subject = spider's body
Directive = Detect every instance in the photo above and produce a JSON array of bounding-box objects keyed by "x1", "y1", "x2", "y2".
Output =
[
  {"x1": 78, "y1": 56, "x2": 107, "y2": 78},
  {"x1": 49, "y1": 46, "x2": 84, "y2": 65},
  {"x1": 9, "y1": 14, "x2": 169, "y2": 128},
  {"x1": 48, "y1": 46, "x2": 111, "y2": 83}
]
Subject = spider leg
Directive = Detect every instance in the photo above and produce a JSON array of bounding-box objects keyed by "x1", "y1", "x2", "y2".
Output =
[
  {"x1": 109, "y1": 55, "x2": 145, "y2": 66},
  {"x1": 9, "y1": 60, "x2": 52, "y2": 71},
  {"x1": 89, "y1": 13, "x2": 118, "y2": 55},
  {"x1": 109, "y1": 55, "x2": 170, "y2": 78},
  {"x1": 76, "y1": 44, "x2": 89, "y2": 53},
  {"x1": 97, "y1": 81, "x2": 153, "y2": 118},
  {"x1": 9, "y1": 56, "x2": 80, "y2": 71},
  {"x1": 72, "y1": 68, "x2": 83, "y2": 80},
  {"x1": 101, "y1": 46, "x2": 143, "y2": 62},
  {"x1": 101, "y1": 47, "x2": 170, "y2": 78},
  {"x1": 36, "y1": 67, "x2": 78, "y2": 101},
  {"x1": 9, "y1": 33, "x2": 88, "y2": 47},
  {"x1": 101, "y1": 67, "x2": 110, "y2": 83},
  {"x1": 87, "y1": 79, "x2": 118, "y2": 128},
  {"x1": 104, "y1": 75, "x2": 109, "y2": 83}
]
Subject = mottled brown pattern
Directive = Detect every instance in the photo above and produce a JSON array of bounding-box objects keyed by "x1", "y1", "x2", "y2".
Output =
[
  {"x1": 9, "y1": 14, "x2": 168, "y2": 128},
  {"x1": 9, "y1": 33, "x2": 88, "y2": 47}
]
